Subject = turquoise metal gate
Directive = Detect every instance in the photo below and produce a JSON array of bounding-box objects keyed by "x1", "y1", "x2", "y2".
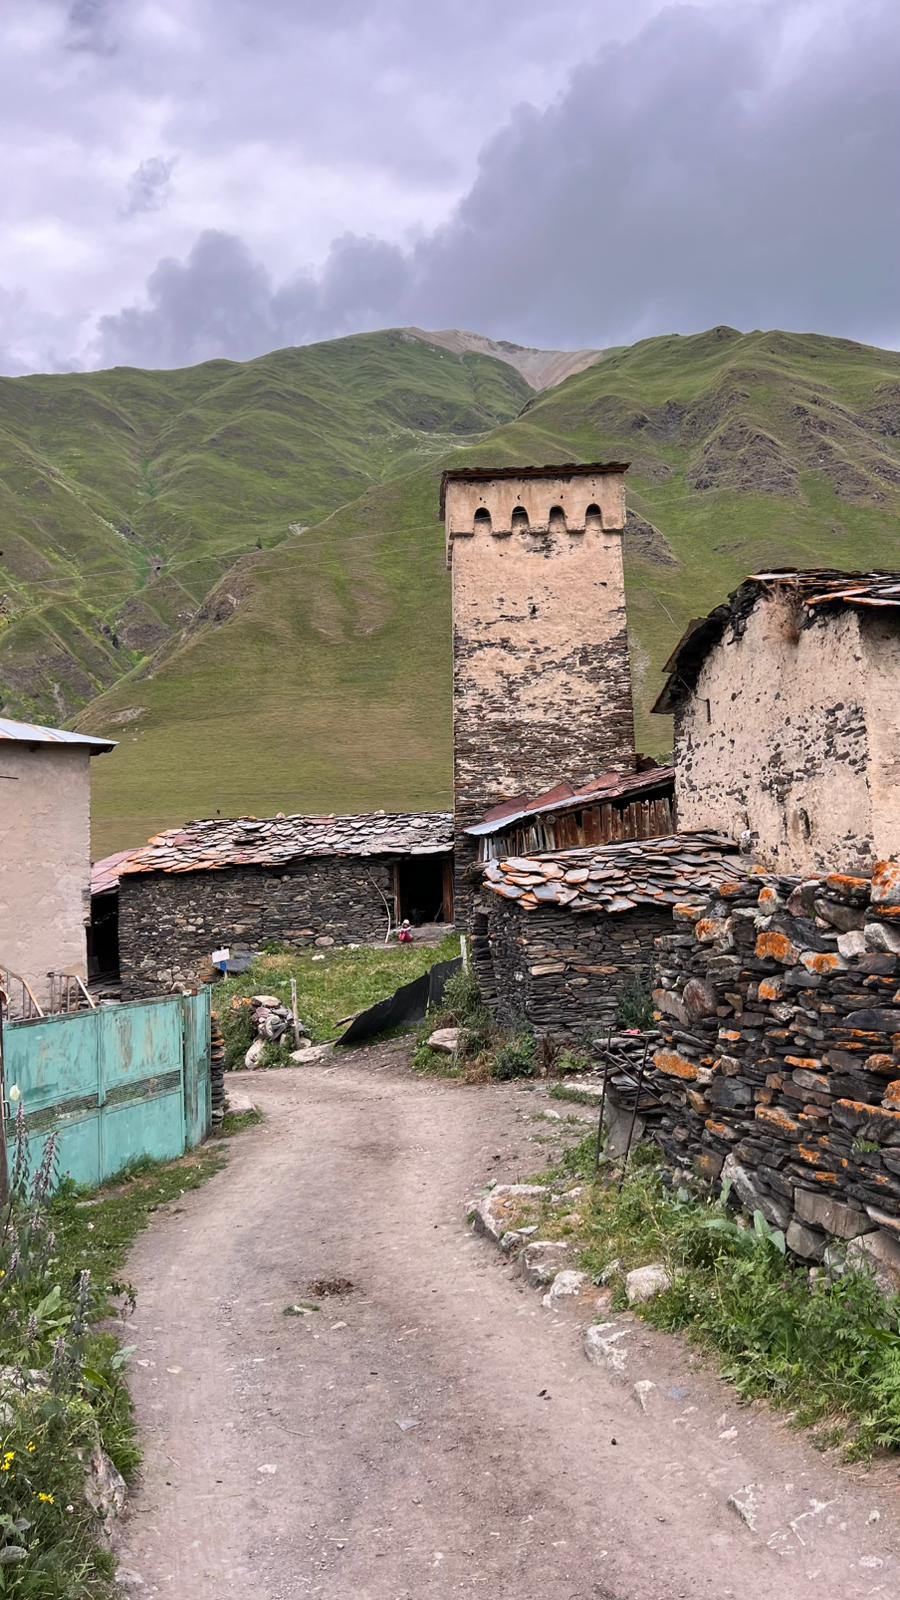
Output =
[{"x1": 3, "y1": 990, "x2": 212, "y2": 1188}]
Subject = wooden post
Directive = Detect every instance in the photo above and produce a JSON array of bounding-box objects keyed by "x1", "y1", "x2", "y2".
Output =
[
  {"x1": 0, "y1": 989, "x2": 9, "y2": 1208},
  {"x1": 289, "y1": 977, "x2": 301, "y2": 1051}
]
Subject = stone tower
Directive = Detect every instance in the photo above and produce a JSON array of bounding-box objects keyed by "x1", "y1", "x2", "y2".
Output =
[{"x1": 441, "y1": 461, "x2": 636, "y2": 919}]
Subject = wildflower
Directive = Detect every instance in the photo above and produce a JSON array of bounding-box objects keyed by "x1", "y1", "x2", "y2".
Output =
[
  {"x1": 8, "y1": 1084, "x2": 21, "y2": 1103},
  {"x1": 26, "y1": 1441, "x2": 36, "y2": 1454},
  {"x1": 37, "y1": 1492, "x2": 54, "y2": 1505}
]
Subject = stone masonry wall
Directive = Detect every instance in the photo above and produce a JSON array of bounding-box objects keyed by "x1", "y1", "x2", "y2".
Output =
[
  {"x1": 118, "y1": 857, "x2": 397, "y2": 997},
  {"x1": 475, "y1": 896, "x2": 670, "y2": 1039},
  {"x1": 651, "y1": 858, "x2": 900, "y2": 1269},
  {"x1": 446, "y1": 471, "x2": 635, "y2": 922}
]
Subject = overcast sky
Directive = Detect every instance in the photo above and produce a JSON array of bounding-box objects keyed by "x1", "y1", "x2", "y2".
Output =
[{"x1": 1, "y1": 0, "x2": 897, "y2": 374}]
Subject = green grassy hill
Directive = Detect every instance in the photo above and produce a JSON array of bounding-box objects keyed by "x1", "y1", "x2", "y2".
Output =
[
  {"x1": 0, "y1": 331, "x2": 529, "y2": 720},
  {"x1": 3, "y1": 324, "x2": 900, "y2": 854}
]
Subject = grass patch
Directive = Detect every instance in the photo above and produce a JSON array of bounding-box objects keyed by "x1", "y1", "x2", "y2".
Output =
[
  {"x1": 0, "y1": 1115, "x2": 251, "y2": 1595},
  {"x1": 532, "y1": 1139, "x2": 900, "y2": 1457},
  {"x1": 216, "y1": 935, "x2": 460, "y2": 1066}
]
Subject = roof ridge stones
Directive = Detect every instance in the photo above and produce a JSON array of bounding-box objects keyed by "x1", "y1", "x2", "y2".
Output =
[
  {"x1": 481, "y1": 831, "x2": 741, "y2": 914},
  {"x1": 653, "y1": 569, "x2": 900, "y2": 716},
  {"x1": 110, "y1": 809, "x2": 453, "y2": 880}
]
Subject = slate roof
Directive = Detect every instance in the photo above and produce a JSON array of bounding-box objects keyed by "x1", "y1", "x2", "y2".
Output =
[
  {"x1": 91, "y1": 849, "x2": 135, "y2": 896},
  {"x1": 93, "y1": 810, "x2": 453, "y2": 890},
  {"x1": 0, "y1": 716, "x2": 115, "y2": 753},
  {"x1": 653, "y1": 569, "x2": 900, "y2": 715},
  {"x1": 467, "y1": 766, "x2": 675, "y2": 837},
  {"x1": 481, "y1": 832, "x2": 740, "y2": 914}
]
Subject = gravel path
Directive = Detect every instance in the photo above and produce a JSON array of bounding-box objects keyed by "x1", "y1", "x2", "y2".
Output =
[{"x1": 116, "y1": 1042, "x2": 900, "y2": 1598}]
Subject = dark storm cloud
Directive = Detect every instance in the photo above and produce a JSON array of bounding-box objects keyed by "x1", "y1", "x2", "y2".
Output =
[
  {"x1": 3, "y1": 0, "x2": 899, "y2": 372},
  {"x1": 94, "y1": 0, "x2": 900, "y2": 368},
  {"x1": 121, "y1": 156, "x2": 176, "y2": 218}
]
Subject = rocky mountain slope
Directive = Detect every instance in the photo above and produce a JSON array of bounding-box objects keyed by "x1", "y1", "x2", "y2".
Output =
[{"x1": 2, "y1": 324, "x2": 899, "y2": 852}]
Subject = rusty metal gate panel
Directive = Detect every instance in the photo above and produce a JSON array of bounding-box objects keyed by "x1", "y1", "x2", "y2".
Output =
[{"x1": 3, "y1": 992, "x2": 211, "y2": 1188}]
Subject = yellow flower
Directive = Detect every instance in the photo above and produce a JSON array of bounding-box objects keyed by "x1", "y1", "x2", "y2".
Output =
[
  {"x1": 37, "y1": 1492, "x2": 55, "y2": 1505},
  {"x1": 26, "y1": 1441, "x2": 36, "y2": 1454}
]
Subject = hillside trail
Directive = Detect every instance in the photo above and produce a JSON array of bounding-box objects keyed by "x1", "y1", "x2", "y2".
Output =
[{"x1": 115, "y1": 1041, "x2": 900, "y2": 1599}]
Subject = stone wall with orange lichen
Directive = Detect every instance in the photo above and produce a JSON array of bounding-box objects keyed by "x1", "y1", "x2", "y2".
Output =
[{"x1": 650, "y1": 858, "x2": 900, "y2": 1274}]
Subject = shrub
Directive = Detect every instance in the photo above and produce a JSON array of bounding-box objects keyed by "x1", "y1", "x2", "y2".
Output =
[
  {"x1": 615, "y1": 974, "x2": 655, "y2": 1031},
  {"x1": 490, "y1": 1033, "x2": 537, "y2": 1081}
]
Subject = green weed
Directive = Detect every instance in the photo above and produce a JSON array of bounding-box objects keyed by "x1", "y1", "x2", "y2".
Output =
[
  {"x1": 532, "y1": 1141, "x2": 900, "y2": 1455},
  {"x1": 215, "y1": 935, "x2": 460, "y2": 1066}
]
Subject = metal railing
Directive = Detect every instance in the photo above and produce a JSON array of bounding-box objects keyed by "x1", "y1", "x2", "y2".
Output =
[
  {"x1": 46, "y1": 971, "x2": 96, "y2": 1014},
  {"x1": 0, "y1": 967, "x2": 45, "y2": 1021}
]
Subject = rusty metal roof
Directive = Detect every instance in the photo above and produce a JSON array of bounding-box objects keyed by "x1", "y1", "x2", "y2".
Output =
[
  {"x1": 0, "y1": 716, "x2": 115, "y2": 753},
  {"x1": 652, "y1": 570, "x2": 900, "y2": 716},
  {"x1": 101, "y1": 810, "x2": 453, "y2": 885},
  {"x1": 467, "y1": 766, "x2": 675, "y2": 838},
  {"x1": 439, "y1": 461, "x2": 629, "y2": 515},
  {"x1": 482, "y1": 832, "x2": 740, "y2": 914}
]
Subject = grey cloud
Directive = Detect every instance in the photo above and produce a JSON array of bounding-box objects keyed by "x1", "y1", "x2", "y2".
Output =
[
  {"x1": 92, "y1": 0, "x2": 900, "y2": 369},
  {"x1": 66, "y1": 0, "x2": 117, "y2": 54},
  {"x1": 121, "y1": 156, "x2": 176, "y2": 218}
]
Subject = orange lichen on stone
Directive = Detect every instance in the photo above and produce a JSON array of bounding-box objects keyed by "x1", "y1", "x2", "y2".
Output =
[
  {"x1": 800, "y1": 951, "x2": 845, "y2": 974},
  {"x1": 686, "y1": 1089, "x2": 708, "y2": 1114},
  {"x1": 813, "y1": 1171, "x2": 840, "y2": 1185},
  {"x1": 757, "y1": 886, "x2": 780, "y2": 908},
  {"x1": 696, "y1": 918, "x2": 728, "y2": 943},
  {"x1": 718, "y1": 880, "x2": 745, "y2": 898},
  {"x1": 705, "y1": 1119, "x2": 734, "y2": 1139},
  {"x1": 673, "y1": 904, "x2": 702, "y2": 922},
  {"x1": 654, "y1": 1050, "x2": 701, "y2": 1081},
  {"x1": 755, "y1": 1104, "x2": 801, "y2": 1136},
  {"x1": 836, "y1": 1098, "x2": 900, "y2": 1124},
  {"x1": 718, "y1": 1029, "x2": 741, "y2": 1043},
  {"x1": 882, "y1": 1080, "x2": 900, "y2": 1108},
  {"x1": 865, "y1": 1053, "x2": 898, "y2": 1075},
  {"x1": 798, "y1": 1145, "x2": 823, "y2": 1165},
  {"x1": 825, "y1": 873, "x2": 869, "y2": 895},
  {"x1": 755, "y1": 930, "x2": 798, "y2": 963},
  {"x1": 758, "y1": 978, "x2": 784, "y2": 1002},
  {"x1": 785, "y1": 1056, "x2": 823, "y2": 1071},
  {"x1": 872, "y1": 860, "x2": 900, "y2": 902}
]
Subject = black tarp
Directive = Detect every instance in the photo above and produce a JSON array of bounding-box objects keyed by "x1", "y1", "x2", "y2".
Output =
[{"x1": 337, "y1": 957, "x2": 462, "y2": 1046}]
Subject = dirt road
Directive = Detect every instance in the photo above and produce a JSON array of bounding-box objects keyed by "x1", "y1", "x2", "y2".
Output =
[{"x1": 116, "y1": 1044, "x2": 900, "y2": 1599}]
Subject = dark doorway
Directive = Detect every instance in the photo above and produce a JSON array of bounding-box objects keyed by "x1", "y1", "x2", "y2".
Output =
[
  {"x1": 88, "y1": 892, "x2": 120, "y2": 982},
  {"x1": 395, "y1": 853, "x2": 453, "y2": 925}
]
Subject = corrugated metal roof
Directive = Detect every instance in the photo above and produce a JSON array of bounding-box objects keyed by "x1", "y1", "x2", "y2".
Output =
[
  {"x1": 0, "y1": 716, "x2": 115, "y2": 753},
  {"x1": 107, "y1": 809, "x2": 453, "y2": 882},
  {"x1": 652, "y1": 569, "x2": 900, "y2": 715},
  {"x1": 467, "y1": 766, "x2": 675, "y2": 837}
]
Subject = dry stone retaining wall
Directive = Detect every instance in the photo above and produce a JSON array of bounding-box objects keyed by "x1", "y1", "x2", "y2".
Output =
[
  {"x1": 651, "y1": 857, "x2": 900, "y2": 1267},
  {"x1": 475, "y1": 897, "x2": 670, "y2": 1038}
]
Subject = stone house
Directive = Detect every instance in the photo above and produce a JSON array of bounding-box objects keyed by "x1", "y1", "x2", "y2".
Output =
[
  {"x1": 0, "y1": 716, "x2": 115, "y2": 1008},
  {"x1": 653, "y1": 570, "x2": 900, "y2": 874},
  {"x1": 92, "y1": 810, "x2": 453, "y2": 998},
  {"x1": 472, "y1": 832, "x2": 739, "y2": 1038},
  {"x1": 441, "y1": 461, "x2": 637, "y2": 919}
]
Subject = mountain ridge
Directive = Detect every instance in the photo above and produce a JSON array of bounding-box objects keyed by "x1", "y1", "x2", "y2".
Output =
[{"x1": 1, "y1": 324, "x2": 899, "y2": 853}]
